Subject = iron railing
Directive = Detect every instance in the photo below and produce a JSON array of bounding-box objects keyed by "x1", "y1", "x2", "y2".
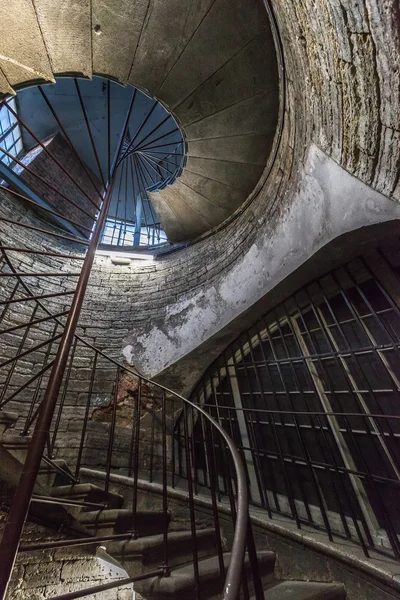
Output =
[
  {"x1": 0, "y1": 77, "x2": 251, "y2": 600},
  {"x1": 2, "y1": 77, "x2": 185, "y2": 250},
  {"x1": 188, "y1": 251, "x2": 400, "y2": 560},
  {"x1": 0, "y1": 333, "x2": 252, "y2": 599}
]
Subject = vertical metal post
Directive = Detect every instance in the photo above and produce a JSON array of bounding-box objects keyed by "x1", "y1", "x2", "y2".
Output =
[{"x1": 0, "y1": 177, "x2": 116, "y2": 600}]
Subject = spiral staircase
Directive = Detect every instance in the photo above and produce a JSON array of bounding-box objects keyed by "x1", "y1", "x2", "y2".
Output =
[
  {"x1": 0, "y1": 0, "x2": 280, "y2": 243},
  {"x1": 0, "y1": 0, "x2": 394, "y2": 599}
]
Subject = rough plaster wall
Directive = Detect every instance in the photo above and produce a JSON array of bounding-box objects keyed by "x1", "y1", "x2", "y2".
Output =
[
  {"x1": 116, "y1": 0, "x2": 400, "y2": 385},
  {"x1": 0, "y1": 0, "x2": 399, "y2": 396},
  {"x1": 120, "y1": 146, "x2": 400, "y2": 387}
]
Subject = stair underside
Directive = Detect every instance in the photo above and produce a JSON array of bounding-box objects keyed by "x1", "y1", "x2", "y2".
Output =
[{"x1": 0, "y1": 0, "x2": 279, "y2": 243}]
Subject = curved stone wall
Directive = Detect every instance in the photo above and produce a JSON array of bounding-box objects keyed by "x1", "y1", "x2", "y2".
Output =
[{"x1": 0, "y1": 1, "x2": 398, "y2": 395}]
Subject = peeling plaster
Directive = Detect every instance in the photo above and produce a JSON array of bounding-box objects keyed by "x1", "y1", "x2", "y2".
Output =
[{"x1": 123, "y1": 145, "x2": 400, "y2": 379}]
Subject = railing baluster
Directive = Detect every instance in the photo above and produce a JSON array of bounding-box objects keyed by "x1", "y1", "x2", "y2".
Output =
[
  {"x1": 130, "y1": 378, "x2": 141, "y2": 536},
  {"x1": 183, "y1": 402, "x2": 200, "y2": 599},
  {"x1": 161, "y1": 389, "x2": 169, "y2": 572},
  {"x1": 75, "y1": 351, "x2": 97, "y2": 479},
  {"x1": 105, "y1": 366, "x2": 119, "y2": 494}
]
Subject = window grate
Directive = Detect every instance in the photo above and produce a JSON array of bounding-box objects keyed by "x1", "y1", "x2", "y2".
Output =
[{"x1": 186, "y1": 251, "x2": 400, "y2": 559}]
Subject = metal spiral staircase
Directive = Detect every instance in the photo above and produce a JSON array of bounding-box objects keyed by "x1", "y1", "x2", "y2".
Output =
[
  {"x1": 0, "y1": 78, "x2": 347, "y2": 600},
  {"x1": 0, "y1": 78, "x2": 251, "y2": 600}
]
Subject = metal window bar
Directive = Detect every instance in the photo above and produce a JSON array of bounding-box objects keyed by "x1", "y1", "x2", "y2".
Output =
[{"x1": 188, "y1": 250, "x2": 400, "y2": 559}]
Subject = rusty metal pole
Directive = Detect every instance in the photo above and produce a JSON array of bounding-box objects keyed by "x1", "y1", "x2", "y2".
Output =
[
  {"x1": 0, "y1": 180, "x2": 115, "y2": 599},
  {"x1": 0, "y1": 85, "x2": 137, "y2": 599}
]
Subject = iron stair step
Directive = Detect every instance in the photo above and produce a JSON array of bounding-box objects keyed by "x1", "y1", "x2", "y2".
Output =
[
  {"x1": 105, "y1": 528, "x2": 221, "y2": 575},
  {"x1": 77, "y1": 509, "x2": 170, "y2": 537},
  {"x1": 134, "y1": 550, "x2": 276, "y2": 599},
  {"x1": 50, "y1": 483, "x2": 124, "y2": 510}
]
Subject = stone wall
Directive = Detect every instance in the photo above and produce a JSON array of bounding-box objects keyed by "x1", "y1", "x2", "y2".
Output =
[
  {"x1": 0, "y1": 189, "x2": 179, "y2": 472},
  {"x1": 1, "y1": 511, "x2": 132, "y2": 600},
  {"x1": 0, "y1": 0, "x2": 399, "y2": 446},
  {"x1": 0, "y1": 186, "x2": 85, "y2": 432}
]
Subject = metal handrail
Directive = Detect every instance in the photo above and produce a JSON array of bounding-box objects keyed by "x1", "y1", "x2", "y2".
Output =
[
  {"x1": 0, "y1": 335, "x2": 251, "y2": 599},
  {"x1": 0, "y1": 193, "x2": 251, "y2": 600},
  {"x1": 0, "y1": 70, "x2": 252, "y2": 599},
  {"x1": 98, "y1": 359, "x2": 250, "y2": 600}
]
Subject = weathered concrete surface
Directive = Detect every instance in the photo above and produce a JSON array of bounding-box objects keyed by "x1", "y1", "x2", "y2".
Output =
[
  {"x1": 129, "y1": 0, "x2": 215, "y2": 96},
  {"x1": 157, "y1": 0, "x2": 269, "y2": 108},
  {"x1": 92, "y1": 0, "x2": 149, "y2": 84},
  {"x1": 147, "y1": 191, "x2": 189, "y2": 242},
  {"x1": 184, "y1": 91, "x2": 278, "y2": 140},
  {"x1": 184, "y1": 156, "x2": 263, "y2": 193},
  {"x1": 174, "y1": 31, "x2": 277, "y2": 127},
  {"x1": 0, "y1": 0, "x2": 54, "y2": 88},
  {"x1": 149, "y1": 169, "x2": 249, "y2": 241},
  {"x1": 178, "y1": 170, "x2": 246, "y2": 212},
  {"x1": 122, "y1": 145, "x2": 400, "y2": 389},
  {"x1": 188, "y1": 135, "x2": 272, "y2": 165},
  {"x1": 33, "y1": 0, "x2": 92, "y2": 77},
  {"x1": 149, "y1": 183, "x2": 216, "y2": 241}
]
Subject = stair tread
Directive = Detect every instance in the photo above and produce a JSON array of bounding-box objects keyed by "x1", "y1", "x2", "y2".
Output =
[
  {"x1": 135, "y1": 551, "x2": 275, "y2": 596},
  {"x1": 33, "y1": 0, "x2": 92, "y2": 77},
  {"x1": 107, "y1": 528, "x2": 216, "y2": 554},
  {"x1": 0, "y1": 0, "x2": 54, "y2": 87},
  {"x1": 172, "y1": 551, "x2": 274, "y2": 578},
  {"x1": 257, "y1": 580, "x2": 346, "y2": 600},
  {"x1": 0, "y1": 433, "x2": 31, "y2": 445},
  {"x1": 51, "y1": 483, "x2": 99, "y2": 496},
  {"x1": 0, "y1": 410, "x2": 18, "y2": 424},
  {"x1": 51, "y1": 482, "x2": 122, "y2": 500},
  {"x1": 78, "y1": 509, "x2": 166, "y2": 523}
]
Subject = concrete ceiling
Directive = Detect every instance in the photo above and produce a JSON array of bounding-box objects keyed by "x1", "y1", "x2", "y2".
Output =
[{"x1": 0, "y1": 0, "x2": 280, "y2": 243}]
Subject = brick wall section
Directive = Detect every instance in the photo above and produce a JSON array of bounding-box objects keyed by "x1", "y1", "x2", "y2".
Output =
[
  {"x1": 15, "y1": 132, "x2": 100, "y2": 236},
  {"x1": 0, "y1": 186, "x2": 87, "y2": 441},
  {"x1": 1, "y1": 511, "x2": 132, "y2": 599},
  {"x1": 0, "y1": 186, "x2": 176, "y2": 473}
]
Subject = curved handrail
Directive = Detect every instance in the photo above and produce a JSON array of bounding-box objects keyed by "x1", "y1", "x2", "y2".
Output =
[
  {"x1": 0, "y1": 245, "x2": 250, "y2": 599},
  {"x1": 90, "y1": 356, "x2": 249, "y2": 600}
]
